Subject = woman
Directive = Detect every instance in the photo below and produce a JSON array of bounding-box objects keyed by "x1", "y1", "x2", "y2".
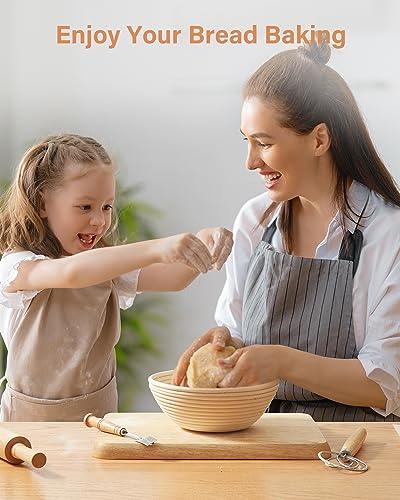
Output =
[{"x1": 173, "y1": 42, "x2": 400, "y2": 421}]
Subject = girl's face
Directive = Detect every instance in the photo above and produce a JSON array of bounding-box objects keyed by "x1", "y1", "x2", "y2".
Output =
[
  {"x1": 41, "y1": 164, "x2": 116, "y2": 255},
  {"x1": 241, "y1": 97, "x2": 326, "y2": 203}
]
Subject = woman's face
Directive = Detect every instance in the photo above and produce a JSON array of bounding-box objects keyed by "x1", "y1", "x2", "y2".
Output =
[
  {"x1": 41, "y1": 164, "x2": 115, "y2": 255},
  {"x1": 241, "y1": 97, "x2": 323, "y2": 203}
]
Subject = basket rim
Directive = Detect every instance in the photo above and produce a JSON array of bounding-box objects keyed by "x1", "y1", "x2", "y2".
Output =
[{"x1": 148, "y1": 370, "x2": 279, "y2": 394}]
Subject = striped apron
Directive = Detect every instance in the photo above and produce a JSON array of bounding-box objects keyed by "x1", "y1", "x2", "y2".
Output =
[{"x1": 242, "y1": 204, "x2": 399, "y2": 422}]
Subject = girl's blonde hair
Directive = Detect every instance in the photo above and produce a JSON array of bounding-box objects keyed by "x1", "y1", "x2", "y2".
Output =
[{"x1": 0, "y1": 133, "x2": 118, "y2": 258}]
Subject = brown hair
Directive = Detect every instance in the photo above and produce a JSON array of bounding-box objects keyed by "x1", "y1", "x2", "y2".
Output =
[
  {"x1": 244, "y1": 42, "x2": 400, "y2": 252},
  {"x1": 0, "y1": 134, "x2": 119, "y2": 258}
]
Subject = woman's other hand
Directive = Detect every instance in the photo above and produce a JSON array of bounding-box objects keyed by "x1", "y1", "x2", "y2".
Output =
[
  {"x1": 172, "y1": 326, "x2": 243, "y2": 386},
  {"x1": 217, "y1": 345, "x2": 285, "y2": 387}
]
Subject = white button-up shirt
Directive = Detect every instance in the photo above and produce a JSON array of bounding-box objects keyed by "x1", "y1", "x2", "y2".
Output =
[{"x1": 215, "y1": 181, "x2": 400, "y2": 417}]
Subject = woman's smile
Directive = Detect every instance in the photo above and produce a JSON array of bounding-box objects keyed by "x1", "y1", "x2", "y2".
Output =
[{"x1": 259, "y1": 169, "x2": 282, "y2": 189}]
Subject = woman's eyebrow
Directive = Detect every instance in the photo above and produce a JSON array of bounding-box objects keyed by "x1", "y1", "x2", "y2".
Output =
[{"x1": 240, "y1": 129, "x2": 275, "y2": 139}]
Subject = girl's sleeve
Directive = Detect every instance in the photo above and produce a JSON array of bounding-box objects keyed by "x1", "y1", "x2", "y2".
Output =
[
  {"x1": 112, "y1": 269, "x2": 142, "y2": 310},
  {"x1": 358, "y1": 254, "x2": 400, "y2": 418},
  {"x1": 0, "y1": 251, "x2": 50, "y2": 309}
]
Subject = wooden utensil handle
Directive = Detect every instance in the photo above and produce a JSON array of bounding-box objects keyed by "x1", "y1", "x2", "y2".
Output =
[
  {"x1": 11, "y1": 443, "x2": 47, "y2": 469},
  {"x1": 83, "y1": 413, "x2": 124, "y2": 436},
  {"x1": 340, "y1": 427, "x2": 367, "y2": 456},
  {"x1": 0, "y1": 426, "x2": 47, "y2": 468}
]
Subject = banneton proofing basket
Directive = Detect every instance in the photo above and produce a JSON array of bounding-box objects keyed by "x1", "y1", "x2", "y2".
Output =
[{"x1": 148, "y1": 370, "x2": 279, "y2": 432}]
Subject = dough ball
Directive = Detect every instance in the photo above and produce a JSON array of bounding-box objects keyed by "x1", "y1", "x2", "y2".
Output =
[{"x1": 187, "y1": 343, "x2": 236, "y2": 388}]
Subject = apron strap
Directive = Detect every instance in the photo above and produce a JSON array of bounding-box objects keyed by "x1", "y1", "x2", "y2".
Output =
[
  {"x1": 338, "y1": 229, "x2": 363, "y2": 276},
  {"x1": 262, "y1": 219, "x2": 277, "y2": 243},
  {"x1": 338, "y1": 191, "x2": 370, "y2": 277},
  {"x1": 261, "y1": 191, "x2": 370, "y2": 277}
]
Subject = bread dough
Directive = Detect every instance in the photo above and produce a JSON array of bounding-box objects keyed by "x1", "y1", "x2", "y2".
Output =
[{"x1": 187, "y1": 343, "x2": 236, "y2": 388}]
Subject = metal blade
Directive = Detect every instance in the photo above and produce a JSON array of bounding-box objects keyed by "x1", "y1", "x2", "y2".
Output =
[{"x1": 125, "y1": 431, "x2": 157, "y2": 446}]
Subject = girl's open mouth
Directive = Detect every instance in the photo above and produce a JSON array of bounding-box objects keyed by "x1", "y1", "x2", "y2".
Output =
[{"x1": 77, "y1": 233, "x2": 97, "y2": 248}]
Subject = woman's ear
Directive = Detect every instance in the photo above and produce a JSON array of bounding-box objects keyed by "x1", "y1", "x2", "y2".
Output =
[{"x1": 313, "y1": 123, "x2": 331, "y2": 156}]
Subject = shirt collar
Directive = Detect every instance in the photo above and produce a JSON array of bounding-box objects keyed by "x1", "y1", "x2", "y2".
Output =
[{"x1": 332, "y1": 180, "x2": 371, "y2": 234}]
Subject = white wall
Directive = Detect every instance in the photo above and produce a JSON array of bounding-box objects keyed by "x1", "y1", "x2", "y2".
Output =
[{"x1": 1, "y1": 0, "x2": 399, "y2": 410}]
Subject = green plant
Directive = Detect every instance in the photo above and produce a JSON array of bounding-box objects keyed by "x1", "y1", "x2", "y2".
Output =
[
  {"x1": 0, "y1": 179, "x2": 167, "y2": 411},
  {"x1": 114, "y1": 183, "x2": 168, "y2": 410}
]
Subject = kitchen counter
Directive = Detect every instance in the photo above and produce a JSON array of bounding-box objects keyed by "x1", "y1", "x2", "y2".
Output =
[{"x1": 1, "y1": 418, "x2": 399, "y2": 499}]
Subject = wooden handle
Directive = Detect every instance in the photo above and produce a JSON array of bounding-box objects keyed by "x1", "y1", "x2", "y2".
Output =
[
  {"x1": 83, "y1": 413, "x2": 125, "y2": 436},
  {"x1": 11, "y1": 443, "x2": 46, "y2": 468},
  {"x1": 0, "y1": 426, "x2": 47, "y2": 467},
  {"x1": 340, "y1": 427, "x2": 367, "y2": 457}
]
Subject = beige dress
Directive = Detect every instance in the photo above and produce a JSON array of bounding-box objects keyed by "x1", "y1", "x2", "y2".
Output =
[{"x1": 0, "y1": 251, "x2": 140, "y2": 422}]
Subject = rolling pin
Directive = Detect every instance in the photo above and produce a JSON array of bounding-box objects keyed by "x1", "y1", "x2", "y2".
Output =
[{"x1": 0, "y1": 426, "x2": 47, "y2": 468}]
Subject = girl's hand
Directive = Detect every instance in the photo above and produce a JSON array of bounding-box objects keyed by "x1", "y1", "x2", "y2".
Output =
[
  {"x1": 172, "y1": 326, "x2": 244, "y2": 386},
  {"x1": 156, "y1": 233, "x2": 213, "y2": 273},
  {"x1": 196, "y1": 227, "x2": 233, "y2": 270},
  {"x1": 217, "y1": 345, "x2": 285, "y2": 387}
]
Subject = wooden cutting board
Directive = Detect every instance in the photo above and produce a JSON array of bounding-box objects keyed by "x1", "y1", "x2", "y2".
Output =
[{"x1": 90, "y1": 412, "x2": 330, "y2": 460}]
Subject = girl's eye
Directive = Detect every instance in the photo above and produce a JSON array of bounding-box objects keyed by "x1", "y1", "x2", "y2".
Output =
[{"x1": 78, "y1": 205, "x2": 91, "y2": 211}]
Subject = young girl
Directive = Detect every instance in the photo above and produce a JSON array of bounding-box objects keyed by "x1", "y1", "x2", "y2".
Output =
[
  {"x1": 0, "y1": 133, "x2": 233, "y2": 421},
  {"x1": 174, "y1": 42, "x2": 400, "y2": 421}
]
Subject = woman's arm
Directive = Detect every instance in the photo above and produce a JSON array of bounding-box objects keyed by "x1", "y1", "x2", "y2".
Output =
[
  {"x1": 218, "y1": 344, "x2": 387, "y2": 409},
  {"x1": 6, "y1": 233, "x2": 212, "y2": 292},
  {"x1": 281, "y1": 346, "x2": 387, "y2": 409}
]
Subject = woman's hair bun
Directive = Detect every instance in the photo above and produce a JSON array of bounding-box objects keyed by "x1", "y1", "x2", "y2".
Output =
[{"x1": 298, "y1": 41, "x2": 331, "y2": 65}]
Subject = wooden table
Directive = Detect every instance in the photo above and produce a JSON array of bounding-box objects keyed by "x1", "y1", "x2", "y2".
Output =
[{"x1": 1, "y1": 419, "x2": 399, "y2": 499}]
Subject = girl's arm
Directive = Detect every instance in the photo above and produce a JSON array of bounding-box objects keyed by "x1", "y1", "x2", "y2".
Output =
[
  {"x1": 6, "y1": 233, "x2": 212, "y2": 292},
  {"x1": 138, "y1": 263, "x2": 199, "y2": 292},
  {"x1": 137, "y1": 227, "x2": 233, "y2": 292}
]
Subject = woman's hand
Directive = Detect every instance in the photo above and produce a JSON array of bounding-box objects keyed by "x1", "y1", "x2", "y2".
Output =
[
  {"x1": 196, "y1": 227, "x2": 233, "y2": 270},
  {"x1": 172, "y1": 326, "x2": 244, "y2": 386},
  {"x1": 217, "y1": 345, "x2": 286, "y2": 387},
  {"x1": 155, "y1": 233, "x2": 213, "y2": 273}
]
